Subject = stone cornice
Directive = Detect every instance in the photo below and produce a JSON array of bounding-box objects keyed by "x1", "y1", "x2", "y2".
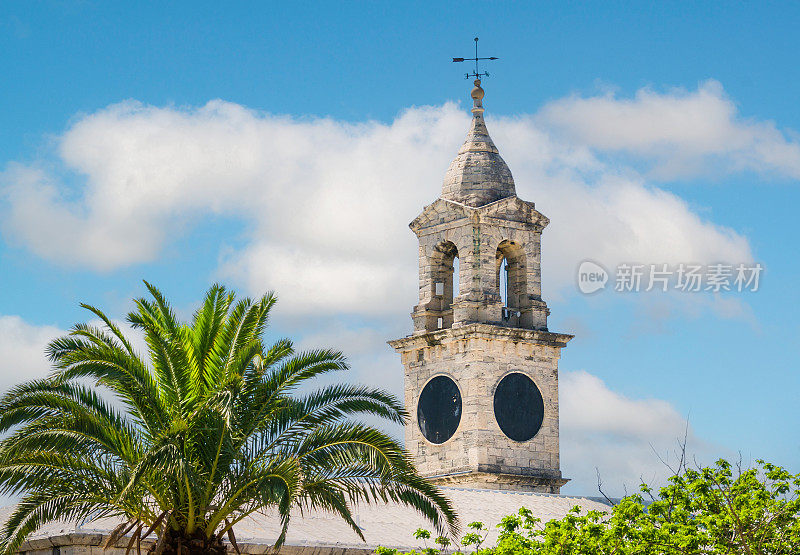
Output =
[
  {"x1": 410, "y1": 196, "x2": 548, "y2": 235},
  {"x1": 388, "y1": 323, "x2": 573, "y2": 352},
  {"x1": 427, "y1": 469, "x2": 570, "y2": 491}
]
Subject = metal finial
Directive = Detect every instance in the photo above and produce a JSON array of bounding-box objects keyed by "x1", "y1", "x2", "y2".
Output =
[{"x1": 452, "y1": 36, "x2": 498, "y2": 80}]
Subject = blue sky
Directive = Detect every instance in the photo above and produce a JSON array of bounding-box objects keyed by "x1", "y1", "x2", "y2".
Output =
[{"x1": 1, "y1": 1, "x2": 799, "y2": 496}]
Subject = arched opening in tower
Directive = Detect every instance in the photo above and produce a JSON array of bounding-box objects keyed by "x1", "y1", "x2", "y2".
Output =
[
  {"x1": 496, "y1": 240, "x2": 529, "y2": 327},
  {"x1": 430, "y1": 241, "x2": 459, "y2": 330}
]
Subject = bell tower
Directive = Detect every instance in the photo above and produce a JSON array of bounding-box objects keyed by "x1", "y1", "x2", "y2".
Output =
[{"x1": 389, "y1": 80, "x2": 572, "y2": 493}]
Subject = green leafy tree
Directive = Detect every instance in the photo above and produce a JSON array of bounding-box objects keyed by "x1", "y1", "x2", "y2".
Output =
[
  {"x1": 434, "y1": 534, "x2": 451, "y2": 553},
  {"x1": 381, "y1": 458, "x2": 800, "y2": 554},
  {"x1": 0, "y1": 283, "x2": 457, "y2": 554},
  {"x1": 493, "y1": 459, "x2": 800, "y2": 553},
  {"x1": 460, "y1": 520, "x2": 488, "y2": 551}
]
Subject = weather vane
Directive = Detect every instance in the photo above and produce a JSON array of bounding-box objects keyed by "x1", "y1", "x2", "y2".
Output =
[{"x1": 452, "y1": 37, "x2": 498, "y2": 80}]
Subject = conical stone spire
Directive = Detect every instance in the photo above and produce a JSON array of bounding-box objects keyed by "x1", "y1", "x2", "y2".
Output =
[{"x1": 441, "y1": 79, "x2": 516, "y2": 207}]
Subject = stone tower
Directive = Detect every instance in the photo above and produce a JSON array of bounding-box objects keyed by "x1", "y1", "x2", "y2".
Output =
[{"x1": 388, "y1": 80, "x2": 572, "y2": 493}]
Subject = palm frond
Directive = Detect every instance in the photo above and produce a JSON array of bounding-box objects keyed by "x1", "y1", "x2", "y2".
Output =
[{"x1": 0, "y1": 283, "x2": 459, "y2": 552}]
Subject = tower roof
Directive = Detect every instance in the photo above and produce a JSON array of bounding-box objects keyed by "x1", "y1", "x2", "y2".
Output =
[{"x1": 441, "y1": 79, "x2": 516, "y2": 207}]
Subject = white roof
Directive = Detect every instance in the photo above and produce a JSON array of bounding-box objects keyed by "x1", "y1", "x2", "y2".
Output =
[{"x1": 2, "y1": 488, "x2": 611, "y2": 552}]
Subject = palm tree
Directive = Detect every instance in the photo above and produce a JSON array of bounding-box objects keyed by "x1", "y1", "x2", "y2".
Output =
[{"x1": 0, "y1": 282, "x2": 457, "y2": 554}]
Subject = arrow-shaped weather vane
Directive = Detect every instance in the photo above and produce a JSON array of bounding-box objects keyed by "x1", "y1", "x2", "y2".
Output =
[{"x1": 452, "y1": 37, "x2": 498, "y2": 79}]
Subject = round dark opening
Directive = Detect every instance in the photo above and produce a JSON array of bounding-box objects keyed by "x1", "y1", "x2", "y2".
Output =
[
  {"x1": 493, "y1": 372, "x2": 544, "y2": 442},
  {"x1": 417, "y1": 375, "x2": 462, "y2": 444}
]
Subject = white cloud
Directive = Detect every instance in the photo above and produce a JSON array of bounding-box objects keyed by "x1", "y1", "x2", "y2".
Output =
[
  {"x1": 295, "y1": 323, "x2": 394, "y2": 358},
  {"x1": 562, "y1": 370, "x2": 683, "y2": 438},
  {"x1": 538, "y1": 79, "x2": 800, "y2": 179},
  {"x1": 0, "y1": 88, "x2": 760, "y2": 319},
  {"x1": 490, "y1": 118, "x2": 753, "y2": 299},
  {"x1": 559, "y1": 370, "x2": 722, "y2": 497},
  {"x1": 0, "y1": 316, "x2": 61, "y2": 392},
  {"x1": 221, "y1": 243, "x2": 415, "y2": 317}
]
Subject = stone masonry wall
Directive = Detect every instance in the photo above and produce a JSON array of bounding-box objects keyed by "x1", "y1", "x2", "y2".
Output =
[
  {"x1": 391, "y1": 325, "x2": 570, "y2": 493},
  {"x1": 17, "y1": 534, "x2": 372, "y2": 555}
]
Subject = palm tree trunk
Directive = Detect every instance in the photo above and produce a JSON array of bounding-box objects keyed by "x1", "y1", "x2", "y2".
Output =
[{"x1": 153, "y1": 529, "x2": 227, "y2": 555}]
